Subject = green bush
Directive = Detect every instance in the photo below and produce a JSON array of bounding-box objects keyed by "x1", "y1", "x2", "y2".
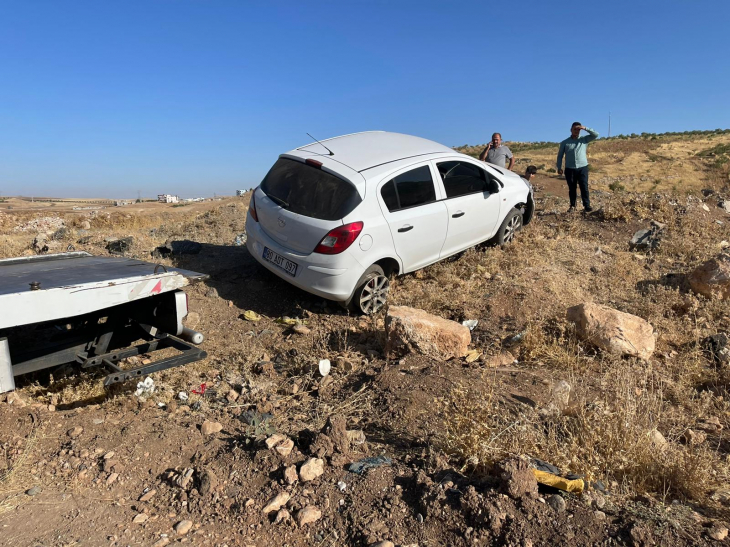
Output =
[{"x1": 609, "y1": 181, "x2": 625, "y2": 192}]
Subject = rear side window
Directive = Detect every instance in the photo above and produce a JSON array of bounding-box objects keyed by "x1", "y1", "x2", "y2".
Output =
[
  {"x1": 380, "y1": 166, "x2": 436, "y2": 212},
  {"x1": 437, "y1": 161, "x2": 488, "y2": 198},
  {"x1": 260, "y1": 158, "x2": 361, "y2": 221}
]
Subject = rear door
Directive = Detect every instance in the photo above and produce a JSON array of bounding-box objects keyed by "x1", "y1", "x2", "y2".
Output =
[
  {"x1": 434, "y1": 159, "x2": 502, "y2": 257},
  {"x1": 255, "y1": 157, "x2": 363, "y2": 254},
  {"x1": 377, "y1": 163, "x2": 448, "y2": 272}
]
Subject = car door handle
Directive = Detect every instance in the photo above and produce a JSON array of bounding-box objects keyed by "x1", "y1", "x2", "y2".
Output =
[
  {"x1": 398, "y1": 225, "x2": 414, "y2": 233},
  {"x1": 452, "y1": 211, "x2": 465, "y2": 218}
]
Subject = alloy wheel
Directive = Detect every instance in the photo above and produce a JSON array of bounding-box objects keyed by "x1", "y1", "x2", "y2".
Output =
[
  {"x1": 359, "y1": 275, "x2": 390, "y2": 314},
  {"x1": 503, "y1": 215, "x2": 522, "y2": 243}
]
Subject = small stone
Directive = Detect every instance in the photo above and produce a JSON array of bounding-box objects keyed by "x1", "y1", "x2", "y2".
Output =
[
  {"x1": 371, "y1": 542, "x2": 395, "y2": 547},
  {"x1": 201, "y1": 420, "x2": 223, "y2": 435},
  {"x1": 299, "y1": 458, "x2": 325, "y2": 482},
  {"x1": 483, "y1": 351, "x2": 516, "y2": 368},
  {"x1": 6, "y1": 392, "x2": 27, "y2": 407},
  {"x1": 139, "y1": 489, "x2": 157, "y2": 502},
  {"x1": 199, "y1": 469, "x2": 219, "y2": 496},
  {"x1": 226, "y1": 389, "x2": 239, "y2": 402},
  {"x1": 684, "y1": 428, "x2": 707, "y2": 445},
  {"x1": 284, "y1": 466, "x2": 298, "y2": 485},
  {"x1": 25, "y1": 486, "x2": 42, "y2": 496},
  {"x1": 593, "y1": 492, "x2": 606, "y2": 509},
  {"x1": 292, "y1": 324, "x2": 311, "y2": 335},
  {"x1": 106, "y1": 472, "x2": 119, "y2": 485},
  {"x1": 103, "y1": 451, "x2": 115, "y2": 460},
  {"x1": 648, "y1": 429, "x2": 667, "y2": 451},
  {"x1": 274, "y1": 508, "x2": 291, "y2": 524},
  {"x1": 263, "y1": 492, "x2": 290, "y2": 514},
  {"x1": 133, "y1": 513, "x2": 149, "y2": 524},
  {"x1": 712, "y1": 490, "x2": 730, "y2": 504},
  {"x1": 296, "y1": 505, "x2": 322, "y2": 526},
  {"x1": 67, "y1": 426, "x2": 83, "y2": 438},
  {"x1": 709, "y1": 524, "x2": 729, "y2": 541},
  {"x1": 175, "y1": 520, "x2": 193, "y2": 535},
  {"x1": 152, "y1": 538, "x2": 170, "y2": 547},
  {"x1": 594, "y1": 510, "x2": 606, "y2": 521},
  {"x1": 275, "y1": 438, "x2": 294, "y2": 457},
  {"x1": 548, "y1": 494, "x2": 566, "y2": 513},
  {"x1": 265, "y1": 433, "x2": 286, "y2": 449}
]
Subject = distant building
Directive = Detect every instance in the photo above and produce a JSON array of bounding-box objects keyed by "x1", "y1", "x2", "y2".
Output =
[
  {"x1": 115, "y1": 200, "x2": 133, "y2": 207},
  {"x1": 236, "y1": 190, "x2": 247, "y2": 197},
  {"x1": 157, "y1": 194, "x2": 179, "y2": 204}
]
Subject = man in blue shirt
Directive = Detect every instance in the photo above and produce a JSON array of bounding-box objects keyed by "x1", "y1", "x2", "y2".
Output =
[{"x1": 556, "y1": 122, "x2": 598, "y2": 212}]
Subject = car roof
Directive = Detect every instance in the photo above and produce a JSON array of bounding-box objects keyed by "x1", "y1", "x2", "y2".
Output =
[{"x1": 293, "y1": 131, "x2": 455, "y2": 172}]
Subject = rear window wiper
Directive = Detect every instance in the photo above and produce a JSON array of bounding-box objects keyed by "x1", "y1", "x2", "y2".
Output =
[{"x1": 266, "y1": 194, "x2": 290, "y2": 209}]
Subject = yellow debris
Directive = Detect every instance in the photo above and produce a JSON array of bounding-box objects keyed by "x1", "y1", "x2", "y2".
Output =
[{"x1": 532, "y1": 469, "x2": 585, "y2": 494}]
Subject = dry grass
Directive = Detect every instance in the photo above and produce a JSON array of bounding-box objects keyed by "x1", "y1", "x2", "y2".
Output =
[
  {"x1": 441, "y1": 330, "x2": 730, "y2": 501},
  {"x1": 0, "y1": 413, "x2": 43, "y2": 515},
  {"x1": 413, "y1": 179, "x2": 730, "y2": 503}
]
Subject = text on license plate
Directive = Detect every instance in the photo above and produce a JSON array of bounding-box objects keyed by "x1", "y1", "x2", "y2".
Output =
[{"x1": 263, "y1": 247, "x2": 298, "y2": 277}]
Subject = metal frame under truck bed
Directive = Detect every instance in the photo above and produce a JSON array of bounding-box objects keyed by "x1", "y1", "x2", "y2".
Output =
[{"x1": 0, "y1": 252, "x2": 209, "y2": 393}]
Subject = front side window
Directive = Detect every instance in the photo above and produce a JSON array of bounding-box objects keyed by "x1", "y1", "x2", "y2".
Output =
[
  {"x1": 380, "y1": 165, "x2": 436, "y2": 212},
  {"x1": 437, "y1": 161, "x2": 488, "y2": 198}
]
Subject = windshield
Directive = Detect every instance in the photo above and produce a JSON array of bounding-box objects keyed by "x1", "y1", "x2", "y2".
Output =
[{"x1": 260, "y1": 158, "x2": 362, "y2": 221}]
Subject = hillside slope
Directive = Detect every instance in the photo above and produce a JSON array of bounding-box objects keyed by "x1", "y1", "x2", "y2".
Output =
[{"x1": 457, "y1": 129, "x2": 730, "y2": 193}]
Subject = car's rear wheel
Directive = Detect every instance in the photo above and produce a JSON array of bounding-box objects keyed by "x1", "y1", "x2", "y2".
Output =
[
  {"x1": 351, "y1": 265, "x2": 390, "y2": 315},
  {"x1": 495, "y1": 209, "x2": 523, "y2": 245}
]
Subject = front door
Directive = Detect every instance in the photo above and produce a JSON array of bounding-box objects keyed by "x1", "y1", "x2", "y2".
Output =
[
  {"x1": 434, "y1": 159, "x2": 502, "y2": 257},
  {"x1": 377, "y1": 164, "x2": 448, "y2": 272}
]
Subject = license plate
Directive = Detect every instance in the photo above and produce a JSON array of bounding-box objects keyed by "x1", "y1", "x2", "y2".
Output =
[{"x1": 263, "y1": 247, "x2": 298, "y2": 277}]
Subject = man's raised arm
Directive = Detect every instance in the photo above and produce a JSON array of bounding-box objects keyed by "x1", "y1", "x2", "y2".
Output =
[
  {"x1": 479, "y1": 143, "x2": 491, "y2": 162},
  {"x1": 581, "y1": 127, "x2": 599, "y2": 143}
]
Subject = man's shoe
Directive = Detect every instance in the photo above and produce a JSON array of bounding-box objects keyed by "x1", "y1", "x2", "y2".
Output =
[
  {"x1": 567, "y1": 206, "x2": 576, "y2": 213},
  {"x1": 584, "y1": 206, "x2": 594, "y2": 213}
]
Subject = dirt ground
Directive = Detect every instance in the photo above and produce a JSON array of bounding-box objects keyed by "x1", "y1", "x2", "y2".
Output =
[{"x1": 2, "y1": 139, "x2": 730, "y2": 546}]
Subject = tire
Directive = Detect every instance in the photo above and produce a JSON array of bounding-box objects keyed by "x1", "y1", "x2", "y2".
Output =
[
  {"x1": 350, "y1": 265, "x2": 390, "y2": 315},
  {"x1": 495, "y1": 208, "x2": 523, "y2": 246}
]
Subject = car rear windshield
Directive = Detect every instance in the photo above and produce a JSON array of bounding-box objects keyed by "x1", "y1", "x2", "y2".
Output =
[{"x1": 260, "y1": 158, "x2": 362, "y2": 221}]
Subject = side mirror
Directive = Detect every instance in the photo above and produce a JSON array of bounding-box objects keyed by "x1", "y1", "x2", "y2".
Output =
[{"x1": 486, "y1": 179, "x2": 500, "y2": 193}]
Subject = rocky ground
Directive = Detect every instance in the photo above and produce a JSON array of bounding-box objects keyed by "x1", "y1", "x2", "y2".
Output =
[{"x1": 2, "y1": 163, "x2": 730, "y2": 546}]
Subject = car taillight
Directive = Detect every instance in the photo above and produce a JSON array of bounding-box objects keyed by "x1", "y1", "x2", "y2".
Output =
[
  {"x1": 249, "y1": 190, "x2": 258, "y2": 222},
  {"x1": 313, "y1": 222, "x2": 364, "y2": 255}
]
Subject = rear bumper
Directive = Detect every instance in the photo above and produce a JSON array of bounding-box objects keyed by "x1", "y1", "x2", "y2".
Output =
[{"x1": 245, "y1": 215, "x2": 364, "y2": 302}]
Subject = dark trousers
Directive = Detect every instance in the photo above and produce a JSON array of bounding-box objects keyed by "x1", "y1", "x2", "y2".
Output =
[{"x1": 565, "y1": 166, "x2": 590, "y2": 209}]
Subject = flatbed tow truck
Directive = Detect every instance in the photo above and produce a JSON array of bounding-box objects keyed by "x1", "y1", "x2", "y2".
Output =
[{"x1": 0, "y1": 251, "x2": 208, "y2": 394}]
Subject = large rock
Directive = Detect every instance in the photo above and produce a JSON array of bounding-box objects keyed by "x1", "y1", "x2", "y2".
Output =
[
  {"x1": 689, "y1": 253, "x2": 730, "y2": 300},
  {"x1": 385, "y1": 306, "x2": 471, "y2": 360},
  {"x1": 566, "y1": 303, "x2": 655, "y2": 360}
]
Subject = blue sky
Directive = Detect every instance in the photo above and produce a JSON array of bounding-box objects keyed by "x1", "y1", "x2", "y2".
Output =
[{"x1": 1, "y1": 1, "x2": 728, "y2": 198}]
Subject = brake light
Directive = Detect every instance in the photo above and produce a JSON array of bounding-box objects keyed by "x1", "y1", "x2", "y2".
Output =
[
  {"x1": 305, "y1": 158, "x2": 323, "y2": 169},
  {"x1": 249, "y1": 190, "x2": 258, "y2": 222},
  {"x1": 313, "y1": 222, "x2": 364, "y2": 254}
]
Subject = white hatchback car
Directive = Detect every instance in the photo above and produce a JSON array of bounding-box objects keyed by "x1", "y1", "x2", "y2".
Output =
[{"x1": 246, "y1": 131, "x2": 534, "y2": 314}]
